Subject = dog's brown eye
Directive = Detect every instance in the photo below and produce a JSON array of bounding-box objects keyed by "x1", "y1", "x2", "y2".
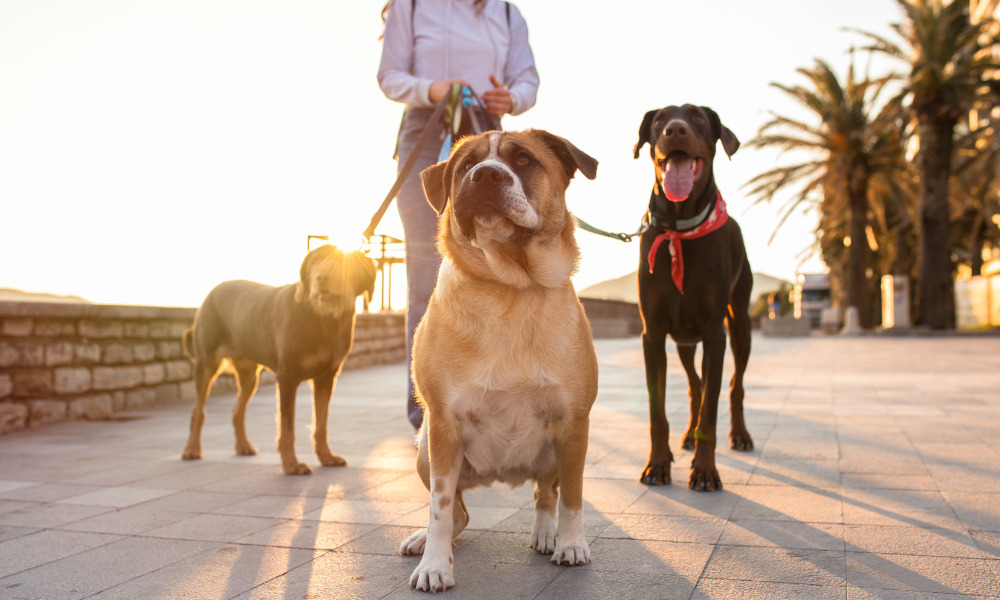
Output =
[
  {"x1": 516, "y1": 155, "x2": 531, "y2": 167},
  {"x1": 693, "y1": 115, "x2": 706, "y2": 125}
]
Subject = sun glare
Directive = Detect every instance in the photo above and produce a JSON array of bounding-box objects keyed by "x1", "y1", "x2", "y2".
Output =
[{"x1": 306, "y1": 236, "x2": 408, "y2": 314}]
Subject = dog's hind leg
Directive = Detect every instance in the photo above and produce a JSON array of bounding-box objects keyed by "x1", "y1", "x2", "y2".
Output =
[
  {"x1": 230, "y1": 358, "x2": 261, "y2": 456},
  {"x1": 641, "y1": 329, "x2": 673, "y2": 485},
  {"x1": 726, "y1": 301, "x2": 754, "y2": 451},
  {"x1": 276, "y1": 376, "x2": 311, "y2": 475},
  {"x1": 310, "y1": 371, "x2": 346, "y2": 467},
  {"x1": 677, "y1": 343, "x2": 702, "y2": 451},
  {"x1": 531, "y1": 465, "x2": 559, "y2": 554},
  {"x1": 182, "y1": 356, "x2": 222, "y2": 460}
]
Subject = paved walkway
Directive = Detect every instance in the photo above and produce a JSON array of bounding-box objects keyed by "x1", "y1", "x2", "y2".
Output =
[{"x1": 1, "y1": 333, "x2": 999, "y2": 599}]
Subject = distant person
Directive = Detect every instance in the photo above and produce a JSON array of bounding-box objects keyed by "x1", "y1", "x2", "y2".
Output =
[{"x1": 378, "y1": 0, "x2": 539, "y2": 429}]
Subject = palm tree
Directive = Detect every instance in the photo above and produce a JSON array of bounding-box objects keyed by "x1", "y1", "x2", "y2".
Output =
[
  {"x1": 953, "y1": 122, "x2": 1000, "y2": 275},
  {"x1": 855, "y1": 0, "x2": 1000, "y2": 328},
  {"x1": 744, "y1": 58, "x2": 905, "y2": 329}
]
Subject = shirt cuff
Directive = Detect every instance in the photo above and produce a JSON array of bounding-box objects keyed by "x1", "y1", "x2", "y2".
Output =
[
  {"x1": 416, "y1": 80, "x2": 434, "y2": 107},
  {"x1": 509, "y1": 91, "x2": 522, "y2": 116}
]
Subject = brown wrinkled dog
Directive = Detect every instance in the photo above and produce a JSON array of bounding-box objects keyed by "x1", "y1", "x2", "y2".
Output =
[
  {"x1": 181, "y1": 245, "x2": 376, "y2": 475},
  {"x1": 400, "y1": 130, "x2": 599, "y2": 592}
]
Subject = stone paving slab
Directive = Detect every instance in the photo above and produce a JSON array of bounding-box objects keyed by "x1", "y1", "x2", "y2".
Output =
[{"x1": 0, "y1": 333, "x2": 999, "y2": 599}]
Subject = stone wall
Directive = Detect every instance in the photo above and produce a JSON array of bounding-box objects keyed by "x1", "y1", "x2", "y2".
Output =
[
  {"x1": 0, "y1": 301, "x2": 405, "y2": 434},
  {"x1": 579, "y1": 297, "x2": 644, "y2": 338},
  {"x1": 0, "y1": 297, "x2": 638, "y2": 434}
]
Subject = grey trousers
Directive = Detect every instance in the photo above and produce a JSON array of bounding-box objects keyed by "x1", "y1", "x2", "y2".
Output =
[{"x1": 395, "y1": 109, "x2": 448, "y2": 429}]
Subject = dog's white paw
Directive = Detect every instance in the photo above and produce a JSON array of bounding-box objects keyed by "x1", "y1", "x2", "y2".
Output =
[
  {"x1": 551, "y1": 540, "x2": 591, "y2": 566},
  {"x1": 409, "y1": 557, "x2": 454, "y2": 593},
  {"x1": 530, "y1": 513, "x2": 557, "y2": 554},
  {"x1": 400, "y1": 529, "x2": 427, "y2": 556}
]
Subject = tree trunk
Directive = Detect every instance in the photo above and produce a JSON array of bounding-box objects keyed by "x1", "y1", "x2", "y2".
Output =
[
  {"x1": 969, "y1": 211, "x2": 985, "y2": 277},
  {"x1": 893, "y1": 223, "x2": 913, "y2": 276},
  {"x1": 915, "y1": 115, "x2": 956, "y2": 329},
  {"x1": 847, "y1": 168, "x2": 871, "y2": 328}
]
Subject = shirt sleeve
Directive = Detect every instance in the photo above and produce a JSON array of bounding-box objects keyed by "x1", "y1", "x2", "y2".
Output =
[
  {"x1": 504, "y1": 4, "x2": 539, "y2": 116},
  {"x1": 377, "y1": 0, "x2": 434, "y2": 108}
]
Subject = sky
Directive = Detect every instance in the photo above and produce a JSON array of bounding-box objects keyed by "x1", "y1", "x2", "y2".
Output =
[{"x1": 0, "y1": 0, "x2": 907, "y2": 308}]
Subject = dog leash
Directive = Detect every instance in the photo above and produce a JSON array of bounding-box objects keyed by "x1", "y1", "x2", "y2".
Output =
[
  {"x1": 364, "y1": 85, "x2": 498, "y2": 241},
  {"x1": 575, "y1": 217, "x2": 641, "y2": 243},
  {"x1": 363, "y1": 87, "x2": 457, "y2": 241},
  {"x1": 364, "y1": 86, "x2": 637, "y2": 246}
]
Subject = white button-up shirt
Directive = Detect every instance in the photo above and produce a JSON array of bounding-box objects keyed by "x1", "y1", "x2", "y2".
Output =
[{"x1": 378, "y1": 0, "x2": 539, "y2": 115}]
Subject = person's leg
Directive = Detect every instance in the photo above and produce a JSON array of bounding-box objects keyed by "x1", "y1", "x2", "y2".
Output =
[{"x1": 396, "y1": 110, "x2": 445, "y2": 429}]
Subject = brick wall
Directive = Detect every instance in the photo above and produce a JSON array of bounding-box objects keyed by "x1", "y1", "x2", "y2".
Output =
[{"x1": 0, "y1": 302, "x2": 405, "y2": 434}]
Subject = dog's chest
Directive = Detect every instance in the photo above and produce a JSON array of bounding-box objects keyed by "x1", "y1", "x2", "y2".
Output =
[
  {"x1": 428, "y1": 275, "x2": 588, "y2": 480},
  {"x1": 284, "y1": 320, "x2": 351, "y2": 377},
  {"x1": 452, "y1": 381, "x2": 561, "y2": 480}
]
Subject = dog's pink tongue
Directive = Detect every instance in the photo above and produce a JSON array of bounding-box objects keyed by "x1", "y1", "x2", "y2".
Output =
[{"x1": 662, "y1": 155, "x2": 694, "y2": 202}]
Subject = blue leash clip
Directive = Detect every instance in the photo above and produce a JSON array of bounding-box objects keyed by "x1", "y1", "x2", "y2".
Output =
[{"x1": 438, "y1": 86, "x2": 477, "y2": 162}]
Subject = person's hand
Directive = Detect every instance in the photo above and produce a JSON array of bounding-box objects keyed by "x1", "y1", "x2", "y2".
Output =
[
  {"x1": 429, "y1": 79, "x2": 468, "y2": 103},
  {"x1": 481, "y1": 74, "x2": 512, "y2": 116}
]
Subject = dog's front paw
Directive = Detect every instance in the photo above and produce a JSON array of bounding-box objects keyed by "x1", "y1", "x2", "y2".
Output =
[
  {"x1": 181, "y1": 445, "x2": 202, "y2": 460},
  {"x1": 400, "y1": 529, "x2": 427, "y2": 556},
  {"x1": 640, "y1": 458, "x2": 672, "y2": 486},
  {"x1": 282, "y1": 461, "x2": 312, "y2": 476},
  {"x1": 551, "y1": 540, "x2": 591, "y2": 566},
  {"x1": 410, "y1": 557, "x2": 455, "y2": 593},
  {"x1": 530, "y1": 513, "x2": 557, "y2": 554},
  {"x1": 688, "y1": 463, "x2": 723, "y2": 492}
]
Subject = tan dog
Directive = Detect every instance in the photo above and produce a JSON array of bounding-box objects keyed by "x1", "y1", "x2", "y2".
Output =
[
  {"x1": 399, "y1": 130, "x2": 599, "y2": 592},
  {"x1": 181, "y1": 245, "x2": 376, "y2": 475}
]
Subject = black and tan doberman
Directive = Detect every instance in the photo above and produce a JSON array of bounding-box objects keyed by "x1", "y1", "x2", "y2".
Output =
[{"x1": 633, "y1": 104, "x2": 754, "y2": 491}]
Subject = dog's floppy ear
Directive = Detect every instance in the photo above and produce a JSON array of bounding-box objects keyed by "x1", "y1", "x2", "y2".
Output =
[
  {"x1": 533, "y1": 130, "x2": 598, "y2": 181},
  {"x1": 295, "y1": 247, "x2": 321, "y2": 302},
  {"x1": 633, "y1": 109, "x2": 659, "y2": 159},
  {"x1": 420, "y1": 161, "x2": 450, "y2": 215},
  {"x1": 346, "y1": 250, "x2": 377, "y2": 302},
  {"x1": 703, "y1": 106, "x2": 740, "y2": 159}
]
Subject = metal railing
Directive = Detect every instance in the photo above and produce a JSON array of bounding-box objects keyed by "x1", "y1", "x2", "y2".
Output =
[{"x1": 306, "y1": 235, "x2": 405, "y2": 313}]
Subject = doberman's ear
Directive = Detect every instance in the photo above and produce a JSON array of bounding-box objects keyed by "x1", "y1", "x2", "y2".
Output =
[
  {"x1": 420, "y1": 161, "x2": 450, "y2": 215},
  {"x1": 533, "y1": 130, "x2": 598, "y2": 181},
  {"x1": 703, "y1": 106, "x2": 740, "y2": 159},
  {"x1": 633, "y1": 109, "x2": 659, "y2": 159}
]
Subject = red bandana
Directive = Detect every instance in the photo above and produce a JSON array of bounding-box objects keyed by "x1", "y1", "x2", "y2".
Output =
[{"x1": 647, "y1": 191, "x2": 729, "y2": 294}]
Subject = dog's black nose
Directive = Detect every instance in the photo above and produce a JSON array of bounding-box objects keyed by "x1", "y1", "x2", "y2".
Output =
[
  {"x1": 470, "y1": 164, "x2": 510, "y2": 185},
  {"x1": 664, "y1": 120, "x2": 689, "y2": 139}
]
